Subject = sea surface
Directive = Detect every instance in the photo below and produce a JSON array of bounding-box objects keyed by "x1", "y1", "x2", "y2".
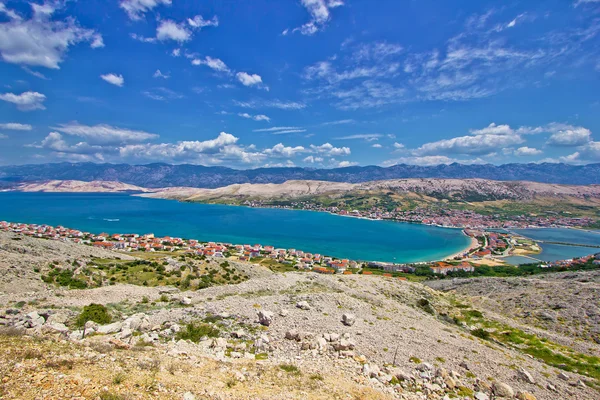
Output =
[
  {"x1": 505, "y1": 228, "x2": 600, "y2": 264},
  {"x1": 0, "y1": 192, "x2": 471, "y2": 263}
]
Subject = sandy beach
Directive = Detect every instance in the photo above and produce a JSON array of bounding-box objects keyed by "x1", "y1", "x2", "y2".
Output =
[{"x1": 444, "y1": 233, "x2": 479, "y2": 261}]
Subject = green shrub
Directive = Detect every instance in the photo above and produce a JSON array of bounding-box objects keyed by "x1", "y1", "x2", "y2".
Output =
[
  {"x1": 471, "y1": 328, "x2": 490, "y2": 340},
  {"x1": 279, "y1": 364, "x2": 300, "y2": 374},
  {"x1": 176, "y1": 322, "x2": 220, "y2": 343},
  {"x1": 76, "y1": 304, "x2": 111, "y2": 327}
]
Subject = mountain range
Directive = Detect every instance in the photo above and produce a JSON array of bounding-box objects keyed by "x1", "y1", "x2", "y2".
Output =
[{"x1": 1, "y1": 162, "x2": 600, "y2": 188}]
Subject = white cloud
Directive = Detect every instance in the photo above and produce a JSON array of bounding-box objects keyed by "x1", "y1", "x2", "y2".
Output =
[
  {"x1": 100, "y1": 73, "x2": 124, "y2": 87},
  {"x1": 236, "y1": 72, "x2": 264, "y2": 87},
  {"x1": 153, "y1": 69, "x2": 170, "y2": 79},
  {"x1": 120, "y1": 0, "x2": 171, "y2": 20},
  {"x1": 156, "y1": 20, "x2": 192, "y2": 42},
  {"x1": 52, "y1": 122, "x2": 159, "y2": 145},
  {"x1": 271, "y1": 129, "x2": 306, "y2": 135},
  {"x1": 335, "y1": 133, "x2": 381, "y2": 141},
  {"x1": 0, "y1": 133, "x2": 7, "y2": 139},
  {"x1": 188, "y1": 15, "x2": 219, "y2": 29},
  {"x1": 321, "y1": 119, "x2": 355, "y2": 126},
  {"x1": 371, "y1": 143, "x2": 382, "y2": 148},
  {"x1": 191, "y1": 56, "x2": 230, "y2": 72},
  {"x1": 0, "y1": 2, "x2": 104, "y2": 69},
  {"x1": 393, "y1": 142, "x2": 405, "y2": 149},
  {"x1": 546, "y1": 124, "x2": 591, "y2": 146},
  {"x1": 336, "y1": 160, "x2": 358, "y2": 167},
  {"x1": 415, "y1": 133, "x2": 523, "y2": 156},
  {"x1": 119, "y1": 132, "x2": 240, "y2": 162},
  {"x1": 142, "y1": 87, "x2": 184, "y2": 101},
  {"x1": 0, "y1": 91, "x2": 46, "y2": 111},
  {"x1": 578, "y1": 141, "x2": 600, "y2": 161},
  {"x1": 310, "y1": 142, "x2": 351, "y2": 156},
  {"x1": 264, "y1": 143, "x2": 306, "y2": 158},
  {"x1": 293, "y1": 0, "x2": 344, "y2": 36},
  {"x1": 514, "y1": 146, "x2": 542, "y2": 156},
  {"x1": 171, "y1": 48, "x2": 181, "y2": 57},
  {"x1": 37, "y1": 132, "x2": 106, "y2": 155},
  {"x1": 574, "y1": 0, "x2": 600, "y2": 7},
  {"x1": 303, "y1": 155, "x2": 324, "y2": 163},
  {"x1": 470, "y1": 122, "x2": 514, "y2": 136},
  {"x1": 238, "y1": 113, "x2": 271, "y2": 122},
  {"x1": 0, "y1": 122, "x2": 32, "y2": 130},
  {"x1": 253, "y1": 126, "x2": 302, "y2": 133},
  {"x1": 235, "y1": 100, "x2": 306, "y2": 110}
]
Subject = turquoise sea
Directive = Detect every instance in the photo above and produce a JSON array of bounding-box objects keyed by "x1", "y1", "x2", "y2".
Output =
[
  {"x1": 503, "y1": 228, "x2": 600, "y2": 265},
  {"x1": 0, "y1": 192, "x2": 471, "y2": 263}
]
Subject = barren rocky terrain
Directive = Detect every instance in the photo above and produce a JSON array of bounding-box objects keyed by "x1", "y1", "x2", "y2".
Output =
[
  {"x1": 13, "y1": 180, "x2": 150, "y2": 193},
  {"x1": 1, "y1": 232, "x2": 599, "y2": 399},
  {"x1": 140, "y1": 178, "x2": 600, "y2": 203}
]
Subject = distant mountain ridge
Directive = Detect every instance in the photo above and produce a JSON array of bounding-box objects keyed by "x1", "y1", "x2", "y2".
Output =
[{"x1": 1, "y1": 162, "x2": 600, "y2": 188}]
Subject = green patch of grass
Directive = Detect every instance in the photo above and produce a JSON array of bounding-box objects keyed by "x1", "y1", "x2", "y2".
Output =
[
  {"x1": 309, "y1": 373, "x2": 324, "y2": 381},
  {"x1": 471, "y1": 328, "x2": 490, "y2": 340},
  {"x1": 255, "y1": 352, "x2": 269, "y2": 360},
  {"x1": 176, "y1": 321, "x2": 220, "y2": 343},
  {"x1": 409, "y1": 356, "x2": 421, "y2": 364},
  {"x1": 279, "y1": 364, "x2": 301, "y2": 375}
]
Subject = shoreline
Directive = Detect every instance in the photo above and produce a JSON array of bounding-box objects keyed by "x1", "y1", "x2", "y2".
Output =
[{"x1": 444, "y1": 233, "x2": 479, "y2": 261}]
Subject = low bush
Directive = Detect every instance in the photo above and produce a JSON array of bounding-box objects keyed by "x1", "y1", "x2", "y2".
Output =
[{"x1": 76, "y1": 303, "x2": 111, "y2": 327}]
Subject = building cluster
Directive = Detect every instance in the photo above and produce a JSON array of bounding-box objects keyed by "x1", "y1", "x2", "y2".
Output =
[
  {"x1": 2, "y1": 220, "x2": 597, "y2": 277},
  {"x1": 0, "y1": 221, "x2": 357, "y2": 273},
  {"x1": 243, "y1": 201, "x2": 595, "y2": 229}
]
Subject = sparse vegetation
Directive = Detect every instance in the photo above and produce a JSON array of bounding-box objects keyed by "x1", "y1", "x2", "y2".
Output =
[
  {"x1": 76, "y1": 303, "x2": 111, "y2": 327},
  {"x1": 176, "y1": 321, "x2": 220, "y2": 343}
]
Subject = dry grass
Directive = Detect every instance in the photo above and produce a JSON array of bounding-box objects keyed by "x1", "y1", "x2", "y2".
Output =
[{"x1": 0, "y1": 333, "x2": 393, "y2": 400}]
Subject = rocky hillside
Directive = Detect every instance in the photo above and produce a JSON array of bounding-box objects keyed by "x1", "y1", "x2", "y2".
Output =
[
  {"x1": 13, "y1": 180, "x2": 150, "y2": 193},
  {"x1": 141, "y1": 178, "x2": 600, "y2": 203},
  {"x1": 2, "y1": 162, "x2": 600, "y2": 188},
  {"x1": 1, "y1": 232, "x2": 598, "y2": 399}
]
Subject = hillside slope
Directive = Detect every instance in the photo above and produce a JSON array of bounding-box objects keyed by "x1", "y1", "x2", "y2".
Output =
[{"x1": 1, "y1": 232, "x2": 598, "y2": 399}]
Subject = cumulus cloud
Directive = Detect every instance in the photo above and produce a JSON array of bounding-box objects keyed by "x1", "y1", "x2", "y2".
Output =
[
  {"x1": 52, "y1": 122, "x2": 159, "y2": 145},
  {"x1": 546, "y1": 124, "x2": 592, "y2": 146},
  {"x1": 100, "y1": 73, "x2": 124, "y2": 87},
  {"x1": 0, "y1": 122, "x2": 32, "y2": 130},
  {"x1": 470, "y1": 123, "x2": 514, "y2": 136},
  {"x1": 0, "y1": 91, "x2": 46, "y2": 111},
  {"x1": 191, "y1": 56, "x2": 230, "y2": 72},
  {"x1": 372, "y1": 143, "x2": 382, "y2": 148},
  {"x1": 135, "y1": 14, "x2": 218, "y2": 43},
  {"x1": 415, "y1": 133, "x2": 524, "y2": 156},
  {"x1": 0, "y1": 2, "x2": 103, "y2": 69},
  {"x1": 381, "y1": 155, "x2": 485, "y2": 167},
  {"x1": 303, "y1": 155, "x2": 324, "y2": 163},
  {"x1": 238, "y1": 113, "x2": 270, "y2": 122},
  {"x1": 292, "y1": 0, "x2": 344, "y2": 35},
  {"x1": 264, "y1": 143, "x2": 306, "y2": 158},
  {"x1": 310, "y1": 142, "x2": 351, "y2": 156},
  {"x1": 514, "y1": 146, "x2": 542, "y2": 156},
  {"x1": 393, "y1": 142, "x2": 405, "y2": 149},
  {"x1": 120, "y1": 0, "x2": 171, "y2": 20},
  {"x1": 337, "y1": 160, "x2": 358, "y2": 167},
  {"x1": 236, "y1": 72, "x2": 264, "y2": 87}
]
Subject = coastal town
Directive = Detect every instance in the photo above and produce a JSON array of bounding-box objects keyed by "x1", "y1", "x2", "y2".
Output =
[
  {"x1": 241, "y1": 201, "x2": 597, "y2": 230},
  {"x1": 2, "y1": 220, "x2": 598, "y2": 278}
]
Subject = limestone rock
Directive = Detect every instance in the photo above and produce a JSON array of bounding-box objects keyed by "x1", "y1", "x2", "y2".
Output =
[
  {"x1": 341, "y1": 313, "x2": 356, "y2": 326},
  {"x1": 296, "y1": 301, "x2": 311, "y2": 310},
  {"x1": 492, "y1": 381, "x2": 514, "y2": 398},
  {"x1": 257, "y1": 310, "x2": 274, "y2": 326}
]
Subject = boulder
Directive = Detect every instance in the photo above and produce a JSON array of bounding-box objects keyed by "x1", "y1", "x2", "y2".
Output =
[
  {"x1": 333, "y1": 338, "x2": 355, "y2": 351},
  {"x1": 516, "y1": 392, "x2": 537, "y2": 400},
  {"x1": 257, "y1": 310, "x2": 274, "y2": 326},
  {"x1": 97, "y1": 322, "x2": 123, "y2": 334},
  {"x1": 517, "y1": 367, "x2": 535, "y2": 384},
  {"x1": 341, "y1": 313, "x2": 356, "y2": 326},
  {"x1": 232, "y1": 329, "x2": 245, "y2": 339},
  {"x1": 109, "y1": 338, "x2": 131, "y2": 350},
  {"x1": 285, "y1": 329, "x2": 300, "y2": 341},
  {"x1": 41, "y1": 322, "x2": 69, "y2": 335},
  {"x1": 474, "y1": 393, "x2": 489, "y2": 400},
  {"x1": 180, "y1": 297, "x2": 192, "y2": 306},
  {"x1": 492, "y1": 382, "x2": 514, "y2": 398},
  {"x1": 279, "y1": 309, "x2": 289, "y2": 317},
  {"x1": 183, "y1": 393, "x2": 196, "y2": 400},
  {"x1": 296, "y1": 301, "x2": 311, "y2": 310}
]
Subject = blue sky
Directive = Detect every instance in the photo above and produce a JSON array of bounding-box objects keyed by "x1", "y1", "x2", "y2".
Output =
[{"x1": 0, "y1": 0, "x2": 599, "y2": 168}]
